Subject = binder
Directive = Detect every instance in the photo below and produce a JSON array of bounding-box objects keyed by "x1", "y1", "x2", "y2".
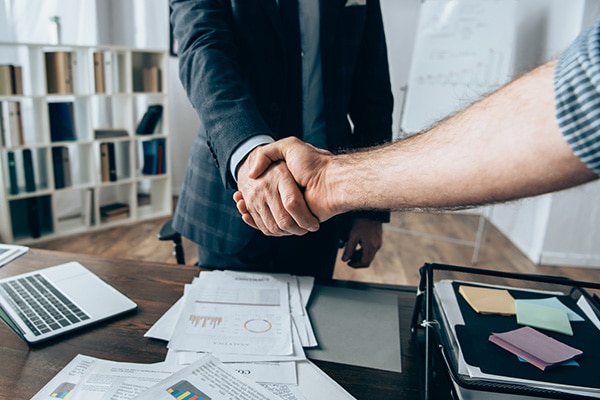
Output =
[
  {"x1": 22, "y1": 148, "x2": 36, "y2": 192},
  {"x1": 93, "y1": 51, "x2": 105, "y2": 94},
  {"x1": 411, "y1": 263, "x2": 600, "y2": 400},
  {"x1": 135, "y1": 105, "x2": 163, "y2": 134},
  {"x1": 44, "y1": 51, "x2": 73, "y2": 94},
  {"x1": 1, "y1": 101, "x2": 24, "y2": 146},
  {"x1": 100, "y1": 143, "x2": 110, "y2": 182},
  {"x1": 107, "y1": 142, "x2": 117, "y2": 181},
  {"x1": 52, "y1": 146, "x2": 71, "y2": 189},
  {"x1": 48, "y1": 102, "x2": 76, "y2": 142},
  {"x1": 7, "y1": 150, "x2": 19, "y2": 195}
]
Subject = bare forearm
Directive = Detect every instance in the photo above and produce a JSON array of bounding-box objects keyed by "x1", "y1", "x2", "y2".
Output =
[{"x1": 327, "y1": 60, "x2": 597, "y2": 214}]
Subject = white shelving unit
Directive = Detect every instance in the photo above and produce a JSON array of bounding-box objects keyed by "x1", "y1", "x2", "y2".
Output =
[{"x1": 0, "y1": 42, "x2": 171, "y2": 244}]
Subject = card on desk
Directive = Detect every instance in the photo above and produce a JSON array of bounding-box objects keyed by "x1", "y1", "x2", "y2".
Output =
[{"x1": 306, "y1": 285, "x2": 402, "y2": 373}]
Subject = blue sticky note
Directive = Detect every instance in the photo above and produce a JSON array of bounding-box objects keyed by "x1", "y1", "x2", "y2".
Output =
[
  {"x1": 515, "y1": 300, "x2": 573, "y2": 336},
  {"x1": 518, "y1": 297, "x2": 584, "y2": 322},
  {"x1": 518, "y1": 356, "x2": 579, "y2": 367}
]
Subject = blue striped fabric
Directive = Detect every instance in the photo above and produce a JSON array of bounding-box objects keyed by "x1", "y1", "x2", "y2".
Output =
[{"x1": 555, "y1": 20, "x2": 600, "y2": 176}]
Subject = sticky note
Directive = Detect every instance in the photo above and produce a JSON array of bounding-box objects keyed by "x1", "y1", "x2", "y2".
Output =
[
  {"x1": 459, "y1": 285, "x2": 515, "y2": 315},
  {"x1": 515, "y1": 300, "x2": 573, "y2": 336},
  {"x1": 517, "y1": 297, "x2": 584, "y2": 322},
  {"x1": 489, "y1": 326, "x2": 582, "y2": 371}
]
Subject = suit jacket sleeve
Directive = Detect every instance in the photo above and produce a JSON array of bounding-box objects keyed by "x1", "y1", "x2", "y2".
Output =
[{"x1": 170, "y1": 0, "x2": 272, "y2": 188}]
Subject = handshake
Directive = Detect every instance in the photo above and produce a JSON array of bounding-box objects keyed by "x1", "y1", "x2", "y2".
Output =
[{"x1": 233, "y1": 137, "x2": 342, "y2": 237}]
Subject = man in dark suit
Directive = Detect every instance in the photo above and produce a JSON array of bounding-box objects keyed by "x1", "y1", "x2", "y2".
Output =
[{"x1": 170, "y1": 0, "x2": 393, "y2": 282}]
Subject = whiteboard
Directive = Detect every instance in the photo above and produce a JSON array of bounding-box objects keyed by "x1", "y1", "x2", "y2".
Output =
[{"x1": 401, "y1": 0, "x2": 517, "y2": 134}]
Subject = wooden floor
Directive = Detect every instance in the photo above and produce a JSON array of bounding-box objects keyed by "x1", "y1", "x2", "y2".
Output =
[{"x1": 33, "y1": 205, "x2": 600, "y2": 287}]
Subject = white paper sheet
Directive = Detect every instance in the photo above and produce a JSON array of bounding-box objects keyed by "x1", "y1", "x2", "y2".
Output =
[{"x1": 132, "y1": 354, "x2": 281, "y2": 400}]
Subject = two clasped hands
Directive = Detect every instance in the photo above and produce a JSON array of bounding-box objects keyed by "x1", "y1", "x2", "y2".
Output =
[{"x1": 234, "y1": 137, "x2": 382, "y2": 267}]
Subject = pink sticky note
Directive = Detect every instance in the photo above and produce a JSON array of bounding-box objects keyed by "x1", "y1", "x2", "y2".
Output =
[{"x1": 489, "y1": 326, "x2": 582, "y2": 371}]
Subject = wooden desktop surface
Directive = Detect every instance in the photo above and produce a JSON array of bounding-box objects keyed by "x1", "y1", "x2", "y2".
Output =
[{"x1": 0, "y1": 249, "x2": 421, "y2": 400}]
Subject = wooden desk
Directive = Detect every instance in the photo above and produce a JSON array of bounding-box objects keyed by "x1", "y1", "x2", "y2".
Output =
[{"x1": 0, "y1": 249, "x2": 422, "y2": 399}]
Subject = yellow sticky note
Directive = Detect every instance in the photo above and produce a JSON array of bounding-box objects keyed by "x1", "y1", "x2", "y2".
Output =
[{"x1": 459, "y1": 285, "x2": 515, "y2": 315}]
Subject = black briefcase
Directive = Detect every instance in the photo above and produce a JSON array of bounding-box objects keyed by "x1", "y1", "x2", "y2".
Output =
[{"x1": 411, "y1": 263, "x2": 600, "y2": 400}]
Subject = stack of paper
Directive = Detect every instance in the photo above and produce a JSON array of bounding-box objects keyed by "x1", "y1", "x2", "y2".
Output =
[{"x1": 32, "y1": 270, "x2": 358, "y2": 400}]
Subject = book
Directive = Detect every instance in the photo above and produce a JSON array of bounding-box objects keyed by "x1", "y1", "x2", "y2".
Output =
[
  {"x1": 48, "y1": 102, "x2": 76, "y2": 142},
  {"x1": 142, "y1": 139, "x2": 165, "y2": 175},
  {"x1": 136, "y1": 105, "x2": 163, "y2": 134},
  {"x1": 100, "y1": 202, "x2": 129, "y2": 216},
  {"x1": 100, "y1": 202, "x2": 129, "y2": 223},
  {"x1": 22, "y1": 148, "x2": 36, "y2": 192},
  {"x1": 52, "y1": 146, "x2": 72, "y2": 189},
  {"x1": 142, "y1": 66, "x2": 161, "y2": 92},
  {"x1": 11, "y1": 65, "x2": 23, "y2": 95},
  {"x1": 7, "y1": 151, "x2": 19, "y2": 195},
  {"x1": 45, "y1": 51, "x2": 73, "y2": 94},
  {"x1": 82, "y1": 188, "x2": 94, "y2": 227},
  {"x1": 107, "y1": 142, "x2": 117, "y2": 181},
  {"x1": 156, "y1": 139, "x2": 165, "y2": 174},
  {"x1": 94, "y1": 128, "x2": 128, "y2": 139},
  {"x1": 0, "y1": 65, "x2": 23, "y2": 95},
  {"x1": 1, "y1": 101, "x2": 24, "y2": 147},
  {"x1": 93, "y1": 52, "x2": 105, "y2": 94},
  {"x1": 0, "y1": 65, "x2": 11, "y2": 95},
  {"x1": 27, "y1": 197, "x2": 41, "y2": 238},
  {"x1": 103, "y1": 51, "x2": 114, "y2": 93},
  {"x1": 100, "y1": 143, "x2": 110, "y2": 182}
]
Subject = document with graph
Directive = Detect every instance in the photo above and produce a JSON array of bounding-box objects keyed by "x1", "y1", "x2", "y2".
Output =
[{"x1": 168, "y1": 273, "x2": 293, "y2": 356}]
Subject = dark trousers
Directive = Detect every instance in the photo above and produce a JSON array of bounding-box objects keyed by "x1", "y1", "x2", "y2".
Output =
[{"x1": 197, "y1": 220, "x2": 339, "y2": 284}]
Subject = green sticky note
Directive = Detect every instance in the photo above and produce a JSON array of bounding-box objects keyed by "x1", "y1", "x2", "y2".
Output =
[{"x1": 515, "y1": 300, "x2": 573, "y2": 336}]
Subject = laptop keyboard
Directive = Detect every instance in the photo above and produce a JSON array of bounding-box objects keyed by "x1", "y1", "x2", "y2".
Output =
[{"x1": 0, "y1": 274, "x2": 90, "y2": 336}]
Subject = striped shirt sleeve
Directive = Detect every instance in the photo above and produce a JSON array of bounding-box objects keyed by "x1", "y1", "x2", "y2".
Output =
[{"x1": 554, "y1": 20, "x2": 600, "y2": 176}]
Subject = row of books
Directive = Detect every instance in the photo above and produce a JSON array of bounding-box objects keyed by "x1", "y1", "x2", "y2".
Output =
[
  {"x1": 5, "y1": 146, "x2": 72, "y2": 195},
  {"x1": 141, "y1": 138, "x2": 167, "y2": 175},
  {"x1": 6, "y1": 149, "x2": 36, "y2": 195},
  {"x1": 0, "y1": 64, "x2": 23, "y2": 95},
  {"x1": 0, "y1": 101, "x2": 24, "y2": 147},
  {"x1": 2, "y1": 53, "x2": 163, "y2": 96},
  {"x1": 1, "y1": 100, "x2": 163, "y2": 148}
]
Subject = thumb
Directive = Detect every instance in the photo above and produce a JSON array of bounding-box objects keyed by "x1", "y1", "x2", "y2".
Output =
[{"x1": 247, "y1": 139, "x2": 293, "y2": 179}]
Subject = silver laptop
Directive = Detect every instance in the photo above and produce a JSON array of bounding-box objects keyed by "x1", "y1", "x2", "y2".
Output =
[{"x1": 0, "y1": 261, "x2": 137, "y2": 344}]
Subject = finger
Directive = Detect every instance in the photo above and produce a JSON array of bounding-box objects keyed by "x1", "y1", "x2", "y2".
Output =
[
  {"x1": 247, "y1": 139, "x2": 298, "y2": 179},
  {"x1": 277, "y1": 179, "x2": 319, "y2": 234},
  {"x1": 241, "y1": 212, "x2": 259, "y2": 230},
  {"x1": 341, "y1": 237, "x2": 359, "y2": 262},
  {"x1": 233, "y1": 191, "x2": 244, "y2": 203}
]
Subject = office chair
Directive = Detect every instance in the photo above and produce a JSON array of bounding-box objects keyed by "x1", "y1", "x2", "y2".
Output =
[{"x1": 157, "y1": 218, "x2": 186, "y2": 264}]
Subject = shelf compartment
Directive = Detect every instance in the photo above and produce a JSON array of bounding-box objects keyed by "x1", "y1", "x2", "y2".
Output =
[
  {"x1": 136, "y1": 177, "x2": 172, "y2": 220},
  {"x1": 9, "y1": 195, "x2": 53, "y2": 240},
  {"x1": 54, "y1": 188, "x2": 95, "y2": 235}
]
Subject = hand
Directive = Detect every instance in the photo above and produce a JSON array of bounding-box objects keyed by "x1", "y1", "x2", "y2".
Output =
[
  {"x1": 234, "y1": 138, "x2": 337, "y2": 233},
  {"x1": 341, "y1": 218, "x2": 382, "y2": 268},
  {"x1": 236, "y1": 146, "x2": 320, "y2": 236}
]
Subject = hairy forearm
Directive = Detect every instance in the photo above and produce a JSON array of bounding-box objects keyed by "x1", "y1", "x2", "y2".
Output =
[{"x1": 326, "y1": 60, "x2": 597, "y2": 214}]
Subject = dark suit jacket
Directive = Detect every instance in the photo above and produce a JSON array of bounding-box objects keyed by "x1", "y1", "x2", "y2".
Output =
[{"x1": 171, "y1": 0, "x2": 393, "y2": 254}]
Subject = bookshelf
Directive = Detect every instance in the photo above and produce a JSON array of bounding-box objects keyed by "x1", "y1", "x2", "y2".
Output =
[{"x1": 0, "y1": 42, "x2": 171, "y2": 244}]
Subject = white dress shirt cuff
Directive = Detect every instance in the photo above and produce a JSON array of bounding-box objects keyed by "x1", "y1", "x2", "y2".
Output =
[{"x1": 230, "y1": 134, "x2": 275, "y2": 182}]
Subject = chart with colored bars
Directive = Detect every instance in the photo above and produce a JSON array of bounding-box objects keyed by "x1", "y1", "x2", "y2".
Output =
[
  {"x1": 189, "y1": 315, "x2": 223, "y2": 328},
  {"x1": 50, "y1": 382, "x2": 75, "y2": 398},
  {"x1": 166, "y1": 380, "x2": 211, "y2": 400}
]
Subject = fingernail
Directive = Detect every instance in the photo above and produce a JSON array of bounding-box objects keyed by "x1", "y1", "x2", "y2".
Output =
[{"x1": 309, "y1": 225, "x2": 319, "y2": 232}]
